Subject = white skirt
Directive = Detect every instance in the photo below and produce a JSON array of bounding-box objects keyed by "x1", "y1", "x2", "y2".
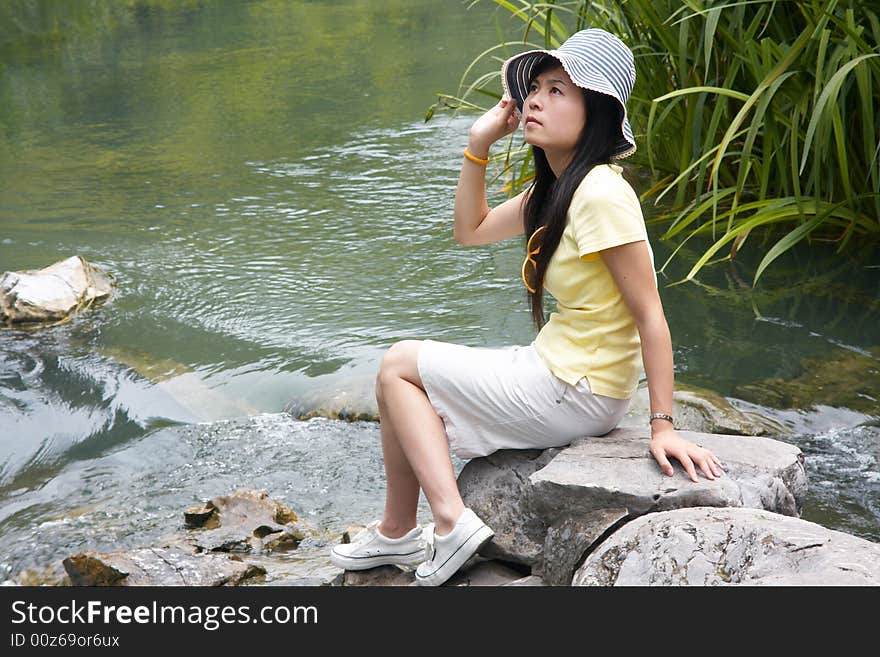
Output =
[{"x1": 416, "y1": 339, "x2": 631, "y2": 460}]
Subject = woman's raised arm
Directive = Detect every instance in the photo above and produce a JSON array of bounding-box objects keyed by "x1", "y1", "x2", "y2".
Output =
[{"x1": 454, "y1": 97, "x2": 527, "y2": 246}]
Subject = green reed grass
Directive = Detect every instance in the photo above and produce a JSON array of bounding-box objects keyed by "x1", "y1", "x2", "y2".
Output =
[{"x1": 431, "y1": 0, "x2": 880, "y2": 284}]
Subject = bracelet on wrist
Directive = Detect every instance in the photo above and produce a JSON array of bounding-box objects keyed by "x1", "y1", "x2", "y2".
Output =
[
  {"x1": 649, "y1": 413, "x2": 674, "y2": 428},
  {"x1": 463, "y1": 147, "x2": 490, "y2": 166}
]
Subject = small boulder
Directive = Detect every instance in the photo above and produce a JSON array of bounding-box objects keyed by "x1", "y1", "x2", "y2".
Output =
[
  {"x1": 0, "y1": 255, "x2": 113, "y2": 325},
  {"x1": 456, "y1": 448, "x2": 563, "y2": 567},
  {"x1": 185, "y1": 489, "x2": 307, "y2": 554}
]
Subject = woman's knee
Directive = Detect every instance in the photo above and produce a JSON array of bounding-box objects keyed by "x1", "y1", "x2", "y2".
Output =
[{"x1": 375, "y1": 340, "x2": 423, "y2": 398}]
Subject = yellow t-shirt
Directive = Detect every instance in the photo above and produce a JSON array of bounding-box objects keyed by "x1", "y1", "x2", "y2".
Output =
[{"x1": 531, "y1": 163, "x2": 654, "y2": 399}]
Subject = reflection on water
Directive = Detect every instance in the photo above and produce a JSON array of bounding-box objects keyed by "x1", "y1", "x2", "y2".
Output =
[{"x1": 0, "y1": 0, "x2": 878, "y2": 579}]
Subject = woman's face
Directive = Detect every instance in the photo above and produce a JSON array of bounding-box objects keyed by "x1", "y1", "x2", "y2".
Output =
[{"x1": 521, "y1": 65, "x2": 586, "y2": 154}]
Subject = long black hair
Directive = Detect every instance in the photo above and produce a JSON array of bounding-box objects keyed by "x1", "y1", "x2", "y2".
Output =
[{"x1": 523, "y1": 58, "x2": 625, "y2": 332}]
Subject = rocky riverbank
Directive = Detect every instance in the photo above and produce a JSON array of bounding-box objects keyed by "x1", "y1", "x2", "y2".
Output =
[{"x1": 11, "y1": 424, "x2": 879, "y2": 586}]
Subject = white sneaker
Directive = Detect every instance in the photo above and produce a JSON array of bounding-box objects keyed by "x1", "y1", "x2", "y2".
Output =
[
  {"x1": 330, "y1": 521, "x2": 426, "y2": 571},
  {"x1": 415, "y1": 508, "x2": 494, "y2": 587}
]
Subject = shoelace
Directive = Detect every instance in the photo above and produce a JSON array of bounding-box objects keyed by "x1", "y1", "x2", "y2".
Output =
[{"x1": 349, "y1": 520, "x2": 381, "y2": 548}]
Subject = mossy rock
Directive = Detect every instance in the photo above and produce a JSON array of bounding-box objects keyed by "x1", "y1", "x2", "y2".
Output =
[
  {"x1": 626, "y1": 382, "x2": 788, "y2": 436},
  {"x1": 735, "y1": 347, "x2": 880, "y2": 415},
  {"x1": 293, "y1": 407, "x2": 379, "y2": 422}
]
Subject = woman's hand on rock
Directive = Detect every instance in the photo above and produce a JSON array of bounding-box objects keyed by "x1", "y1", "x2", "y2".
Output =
[
  {"x1": 649, "y1": 429, "x2": 724, "y2": 483},
  {"x1": 468, "y1": 96, "x2": 521, "y2": 154}
]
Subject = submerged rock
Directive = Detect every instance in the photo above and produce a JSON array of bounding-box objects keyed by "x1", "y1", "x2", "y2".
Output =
[
  {"x1": 0, "y1": 255, "x2": 113, "y2": 325},
  {"x1": 100, "y1": 344, "x2": 260, "y2": 422},
  {"x1": 573, "y1": 506, "x2": 880, "y2": 586},
  {"x1": 735, "y1": 347, "x2": 880, "y2": 416},
  {"x1": 284, "y1": 370, "x2": 379, "y2": 422}
]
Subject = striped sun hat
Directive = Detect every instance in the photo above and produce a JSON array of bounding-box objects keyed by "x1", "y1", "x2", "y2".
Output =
[{"x1": 501, "y1": 28, "x2": 637, "y2": 159}]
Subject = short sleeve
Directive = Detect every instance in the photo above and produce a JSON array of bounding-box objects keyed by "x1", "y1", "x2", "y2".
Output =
[{"x1": 569, "y1": 168, "x2": 647, "y2": 258}]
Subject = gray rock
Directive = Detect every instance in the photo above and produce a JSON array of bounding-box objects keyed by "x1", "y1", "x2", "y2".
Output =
[
  {"x1": 531, "y1": 428, "x2": 806, "y2": 518},
  {"x1": 445, "y1": 558, "x2": 528, "y2": 586},
  {"x1": 344, "y1": 565, "x2": 414, "y2": 586},
  {"x1": 400, "y1": 557, "x2": 528, "y2": 587},
  {"x1": 0, "y1": 255, "x2": 112, "y2": 325},
  {"x1": 185, "y1": 489, "x2": 309, "y2": 554},
  {"x1": 456, "y1": 448, "x2": 563, "y2": 566},
  {"x1": 336, "y1": 555, "x2": 527, "y2": 587},
  {"x1": 460, "y1": 428, "x2": 806, "y2": 573},
  {"x1": 573, "y1": 506, "x2": 880, "y2": 586},
  {"x1": 541, "y1": 508, "x2": 628, "y2": 585},
  {"x1": 62, "y1": 548, "x2": 264, "y2": 586}
]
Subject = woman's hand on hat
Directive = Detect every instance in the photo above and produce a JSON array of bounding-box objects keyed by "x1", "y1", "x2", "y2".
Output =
[
  {"x1": 649, "y1": 428, "x2": 724, "y2": 483},
  {"x1": 468, "y1": 97, "x2": 521, "y2": 151}
]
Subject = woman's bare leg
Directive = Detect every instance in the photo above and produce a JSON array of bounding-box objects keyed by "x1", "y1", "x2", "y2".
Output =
[
  {"x1": 375, "y1": 404, "x2": 420, "y2": 538},
  {"x1": 374, "y1": 340, "x2": 465, "y2": 537}
]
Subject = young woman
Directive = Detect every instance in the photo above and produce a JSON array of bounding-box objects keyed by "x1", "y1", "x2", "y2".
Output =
[{"x1": 331, "y1": 29, "x2": 723, "y2": 586}]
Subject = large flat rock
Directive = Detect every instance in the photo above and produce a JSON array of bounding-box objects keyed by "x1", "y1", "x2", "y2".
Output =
[
  {"x1": 573, "y1": 506, "x2": 880, "y2": 585},
  {"x1": 530, "y1": 428, "x2": 806, "y2": 518},
  {"x1": 62, "y1": 548, "x2": 264, "y2": 586}
]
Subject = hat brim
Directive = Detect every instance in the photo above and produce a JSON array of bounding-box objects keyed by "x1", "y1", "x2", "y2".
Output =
[{"x1": 501, "y1": 49, "x2": 636, "y2": 160}]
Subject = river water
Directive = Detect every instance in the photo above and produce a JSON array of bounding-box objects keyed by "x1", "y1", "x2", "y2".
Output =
[{"x1": 1, "y1": 0, "x2": 878, "y2": 581}]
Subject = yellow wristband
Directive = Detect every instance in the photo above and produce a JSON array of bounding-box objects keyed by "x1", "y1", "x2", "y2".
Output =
[{"x1": 463, "y1": 148, "x2": 490, "y2": 166}]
